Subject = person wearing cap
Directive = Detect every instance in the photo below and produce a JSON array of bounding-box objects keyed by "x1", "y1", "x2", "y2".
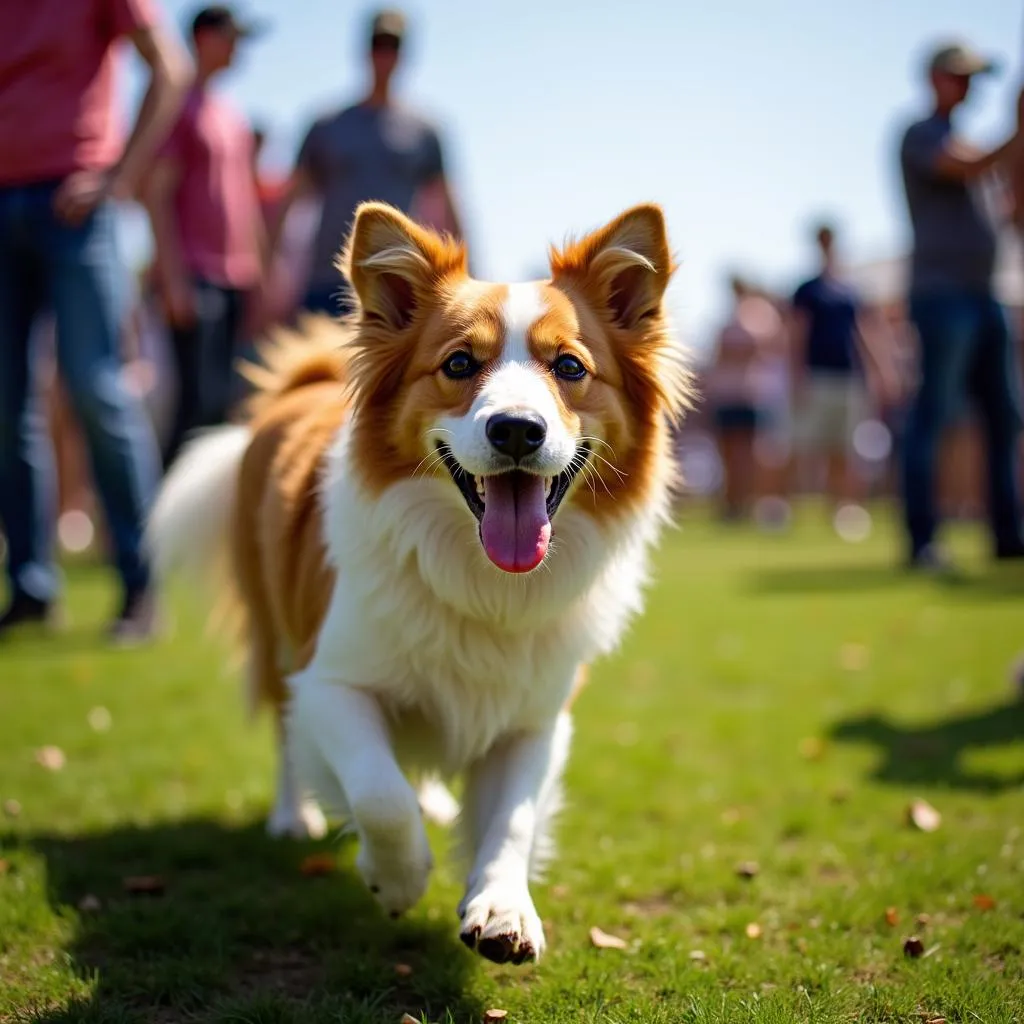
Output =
[
  {"x1": 145, "y1": 4, "x2": 267, "y2": 467},
  {"x1": 270, "y1": 8, "x2": 464, "y2": 318},
  {"x1": 898, "y1": 40, "x2": 1024, "y2": 571},
  {"x1": 0, "y1": 0, "x2": 189, "y2": 642}
]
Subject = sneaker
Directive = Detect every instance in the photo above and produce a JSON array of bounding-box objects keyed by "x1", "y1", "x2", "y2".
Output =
[
  {"x1": 907, "y1": 543, "x2": 959, "y2": 578},
  {"x1": 0, "y1": 590, "x2": 59, "y2": 639},
  {"x1": 108, "y1": 587, "x2": 160, "y2": 647}
]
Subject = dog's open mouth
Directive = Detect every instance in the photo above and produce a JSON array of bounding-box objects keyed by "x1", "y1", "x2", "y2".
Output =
[{"x1": 436, "y1": 443, "x2": 590, "y2": 574}]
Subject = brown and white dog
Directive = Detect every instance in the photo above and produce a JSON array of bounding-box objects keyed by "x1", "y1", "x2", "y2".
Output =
[{"x1": 148, "y1": 201, "x2": 691, "y2": 964}]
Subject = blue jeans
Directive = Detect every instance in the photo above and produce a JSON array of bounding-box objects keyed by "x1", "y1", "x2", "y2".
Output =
[
  {"x1": 902, "y1": 289, "x2": 1024, "y2": 557},
  {"x1": 0, "y1": 181, "x2": 160, "y2": 601}
]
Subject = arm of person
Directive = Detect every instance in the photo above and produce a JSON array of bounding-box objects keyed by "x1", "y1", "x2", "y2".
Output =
[
  {"x1": 854, "y1": 305, "x2": 901, "y2": 407},
  {"x1": 266, "y1": 165, "x2": 317, "y2": 257},
  {"x1": 416, "y1": 174, "x2": 464, "y2": 240},
  {"x1": 785, "y1": 302, "x2": 810, "y2": 389},
  {"x1": 906, "y1": 123, "x2": 1020, "y2": 185},
  {"x1": 143, "y1": 157, "x2": 194, "y2": 328},
  {"x1": 54, "y1": 13, "x2": 190, "y2": 224}
]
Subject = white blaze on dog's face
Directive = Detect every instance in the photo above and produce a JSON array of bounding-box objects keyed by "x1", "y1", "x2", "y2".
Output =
[{"x1": 342, "y1": 202, "x2": 691, "y2": 574}]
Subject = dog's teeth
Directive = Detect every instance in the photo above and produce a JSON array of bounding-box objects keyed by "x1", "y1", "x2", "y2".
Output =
[{"x1": 475, "y1": 476, "x2": 485, "y2": 500}]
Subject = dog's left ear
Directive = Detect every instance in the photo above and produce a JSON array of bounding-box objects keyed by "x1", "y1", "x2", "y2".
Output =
[
  {"x1": 339, "y1": 202, "x2": 467, "y2": 330},
  {"x1": 549, "y1": 205, "x2": 674, "y2": 329}
]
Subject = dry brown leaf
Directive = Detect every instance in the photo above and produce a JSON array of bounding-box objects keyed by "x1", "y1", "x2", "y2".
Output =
[
  {"x1": 77, "y1": 894, "x2": 101, "y2": 912},
  {"x1": 972, "y1": 894, "x2": 996, "y2": 911},
  {"x1": 483, "y1": 1011, "x2": 509, "y2": 1023},
  {"x1": 735, "y1": 860, "x2": 760, "y2": 879},
  {"x1": 122, "y1": 875, "x2": 165, "y2": 896},
  {"x1": 839, "y1": 643, "x2": 870, "y2": 672},
  {"x1": 393, "y1": 963, "x2": 413, "y2": 978},
  {"x1": 745, "y1": 922, "x2": 763, "y2": 939},
  {"x1": 902, "y1": 935, "x2": 925, "y2": 958},
  {"x1": 907, "y1": 799, "x2": 941, "y2": 832},
  {"x1": 926, "y1": 1018, "x2": 947, "y2": 1023},
  {"x1": 299, "y1": 854, "x2": 336, "y2": 877},
  {"x1": 589, "y1": 925, "x2": 628, "y2": 950},
  {"x1": 884, "y1": 907, "x2": 899, "y2": 926},
  {"x1": 798, "y1": 737, "x2": 825, "y2": 761},
  {"x1": 35, "y1": 746, "x2": 65, "y2": 771}
]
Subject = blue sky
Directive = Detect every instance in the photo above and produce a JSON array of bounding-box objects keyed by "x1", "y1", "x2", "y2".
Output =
[{"x1": 122, "y1": 0, "x2": 1021, "y2": 346}]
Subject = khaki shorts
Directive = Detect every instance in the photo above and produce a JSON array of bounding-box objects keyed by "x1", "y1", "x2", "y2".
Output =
[{"x1": 794, "y1": 374, "x2": 868, "y2": 452}]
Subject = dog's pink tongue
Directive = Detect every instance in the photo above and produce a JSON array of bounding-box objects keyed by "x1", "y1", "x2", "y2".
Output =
[{"x1": 480, "y1": 473, "x2": 551, "y2": 573}]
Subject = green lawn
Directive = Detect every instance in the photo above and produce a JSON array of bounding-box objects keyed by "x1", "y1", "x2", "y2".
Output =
[{"x1": 1, "y1": 506, "x2": 1022, "y2": 1023}]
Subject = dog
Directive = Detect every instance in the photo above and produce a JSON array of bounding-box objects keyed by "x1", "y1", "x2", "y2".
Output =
[{"x1": 147, "y1": 201, "x2": 692, "y2": 964}]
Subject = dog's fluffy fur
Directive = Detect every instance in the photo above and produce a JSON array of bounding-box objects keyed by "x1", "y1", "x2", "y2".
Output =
[{"x1": 148, "y1": 202, "x2": 691, "y2": 964}]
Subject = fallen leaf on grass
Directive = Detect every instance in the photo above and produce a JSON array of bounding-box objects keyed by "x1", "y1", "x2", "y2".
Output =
[
  {"x1": 122, "y1": 875, "x2": 165, "y2": 896},
  {"x1": 483, "y1": 1011, "x2": 509, "y2": 1023},
  {"x1": 77, "y1": 894, "x2": 101, "y2": 912},
  {"x1": 0, "y1": 858, "x2": 8, "y2": 875},
  {"x1": 399, "y1": 1015, "x2": 420, "y2": 1024},
  {"x1": 735, "y1": 860, "x2": 760, "y2": 879},
  {"x1": 35, "y1": 746, "x2": 65, "y2": 771},
  {"x1": 745, "y1": 922, "x2": 763, "y2": 939},
  {"x1": 839, "y1": 643, "x2": 870, "y2": 672},
  {"x1": 907, "y1": 799, "x2": 941, "y2": 832},
  {"x1": 393, "y1": 963, "x2": 413, "y2": 978},
  {"x1": 589, "y1": 925, "x2": 628, "y2": 950},
  {"x1": 299, "y1": 854, "x2": 336, "y2": 877},
  {"x1": 798, "y1": 737, "x2": 826, "y2": 761},
  {"x1": 884, "y1": 907, "x2": 899, "y2": 926},
  {"x1": 972, "y1": 894, "x2": 996, "y2": 911},
  {"x1": 926, "y1": 1018, "x2": 947, "y2": 1023},
  {"x1": 902, "y1": 935, "x2": 925, "y2": 958}
]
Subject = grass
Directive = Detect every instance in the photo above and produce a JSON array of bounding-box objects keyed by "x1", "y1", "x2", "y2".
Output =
[{"x1": 1, "y1": 503, "x2": 1022, "y2": 1023}]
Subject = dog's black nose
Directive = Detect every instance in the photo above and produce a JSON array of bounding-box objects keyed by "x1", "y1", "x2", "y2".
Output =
[{"x1": 486, "y1": 412, "x2": 547, "y2": 462}]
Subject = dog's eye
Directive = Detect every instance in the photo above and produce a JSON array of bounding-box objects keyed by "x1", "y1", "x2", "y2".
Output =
[
  {"x1": 553, "y1": 354, "x2": 587, "y2": 381},
  {"x1": 441, "y1": 351, "x2": 478, "y2": 379}
]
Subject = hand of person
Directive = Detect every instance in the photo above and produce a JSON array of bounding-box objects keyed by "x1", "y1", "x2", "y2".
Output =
[
  {"x1": 163, "y1": 275, "x2": 197, "y2": 329},
  {"x1": 52, "y1": 170, "x2": 113, "y2": 225}
]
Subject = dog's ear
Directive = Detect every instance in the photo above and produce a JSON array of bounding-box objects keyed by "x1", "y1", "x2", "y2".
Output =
[
  {"x1": 340, "y1": 203, "x2": 465, "y2": 329},
  {"x1": 548, "y1": 205, "x2": 674, "y2": 329},
  {"x1": 339, "y1": 202, "x2": 467, "y2": 330}
]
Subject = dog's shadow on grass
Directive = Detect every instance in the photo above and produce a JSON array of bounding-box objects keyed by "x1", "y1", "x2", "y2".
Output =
[
  {"x1": 829, "y1": 699, "x2": 1024, "y2": 792},
  {"x1": 11, "y1": 817, "x2": 484, "y2": 1023}
]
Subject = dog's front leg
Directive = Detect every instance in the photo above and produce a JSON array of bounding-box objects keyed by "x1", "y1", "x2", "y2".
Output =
[
  {"x1": 289, "y1": 673, "x2": 432, "y2": 917},
  {"x1": 458, "y1": 711, "x2": 573, "y2": 964}
]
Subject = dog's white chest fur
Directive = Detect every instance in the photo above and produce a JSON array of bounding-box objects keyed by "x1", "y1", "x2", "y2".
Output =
[{"x1": 301, "y1": 425, "x2": 665, "y2": 773}]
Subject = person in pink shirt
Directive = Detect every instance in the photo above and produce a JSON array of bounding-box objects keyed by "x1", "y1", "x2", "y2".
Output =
[
  {"x1": 0, "y1": 0, "x2": 188, "y2": 642},
  {"x1": 145, "y1": 4, "x2": 267, "y2": 468}
]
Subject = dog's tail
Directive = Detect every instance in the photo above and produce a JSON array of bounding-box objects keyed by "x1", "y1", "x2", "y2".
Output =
[{"x1": 146, "y1": 424, "x2": 252, "y2": 646}]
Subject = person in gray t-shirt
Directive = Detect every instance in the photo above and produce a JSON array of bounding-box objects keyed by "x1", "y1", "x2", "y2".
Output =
[
  {"x1": 270, "y1": 9, "x2": 463, "y2": 317},
  {"x1": 898, "y1": 41, "x2": 1024, "y2": 570}
]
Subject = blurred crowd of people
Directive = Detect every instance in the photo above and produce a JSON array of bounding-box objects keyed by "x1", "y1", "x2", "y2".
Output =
[
  {"x1": 0, "y1": 1, "x2": 462, "y2": 642},
  {"x1": 0, "y1": 3, "x2": 1021, "y2": 647},
  {"x1": 703, "y1": 40, "x2": 1024, "y2": 572}
]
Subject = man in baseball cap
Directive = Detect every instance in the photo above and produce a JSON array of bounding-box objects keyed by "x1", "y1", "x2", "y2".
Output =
[
  {"x1": 190, "y1": 4, "x2": 268, "y2": 40},
  {"x1": 897, "y1": 38, "x2": 1024, "y2": 572},
  {"x1": 268, "y1": 8, "x2": 465, "y2": 318}
]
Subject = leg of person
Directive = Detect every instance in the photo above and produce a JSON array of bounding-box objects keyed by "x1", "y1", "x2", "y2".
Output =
[
  {"x1": 0, "y1": 186, "x2": 60, "y2": 632},
  {"x1": 971, "y1": 297, "x2": 1024, "y2": 558},
  {"x1": 47, "y1": 199, "x2": 162, "y2": 641},
  {"x1": 901, "y1": 293, "x2": 978, "y2": 567},
  {"x1": 193, "y1": 282, "x2": 244, "y2": 430},
  {"x1": 163, "y1": 313, "x2": 203, "y2": 469}
]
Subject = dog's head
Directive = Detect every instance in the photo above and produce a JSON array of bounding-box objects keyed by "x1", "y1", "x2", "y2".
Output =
[{"x1": 341, "y1": 202, "x2": 691, "y2": 574}]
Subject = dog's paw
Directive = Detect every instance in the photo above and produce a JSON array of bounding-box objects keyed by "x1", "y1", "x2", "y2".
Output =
[
  {"x1": 458, "y1": 883, "x2": 545, "y2": 964},
  {"x1": 266, "y1": 799, "x2": 328, "y2": 840},
  {"x1": 356, "y1": 818, "x2": 433, "y2": 917}
]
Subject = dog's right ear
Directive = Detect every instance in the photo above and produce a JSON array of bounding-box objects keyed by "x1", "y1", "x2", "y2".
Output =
[{"x1": 339, "y1": 202, "x2": 467, "y2": 330}]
